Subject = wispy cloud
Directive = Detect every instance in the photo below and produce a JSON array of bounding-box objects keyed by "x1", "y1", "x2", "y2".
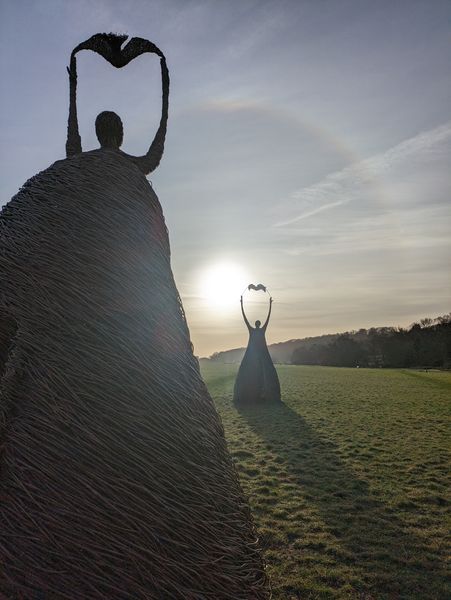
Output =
[
  {"x1": 275, "y1": 121, "x2": 451, "y2": 227},
  {"x1": 276, "y1": 199, "x2": 344, "y2": 226}
]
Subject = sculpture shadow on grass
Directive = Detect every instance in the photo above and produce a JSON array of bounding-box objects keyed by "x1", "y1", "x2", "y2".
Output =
[{"x1": 239, "y1": 401, "x2": 447, "y2": 599}]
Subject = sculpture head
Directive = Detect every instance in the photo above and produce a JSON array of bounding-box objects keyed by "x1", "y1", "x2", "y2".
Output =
[
  {"x1": 95, "y1": 111, "x2": 124, "y2": 149},
  {"x1": 255, "y1": 320, "x2": 261, "y2": 329}
]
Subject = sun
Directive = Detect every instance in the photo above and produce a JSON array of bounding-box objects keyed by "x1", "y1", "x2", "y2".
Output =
[{"x1": 200, "y1": 262, "x2": 249, "y2": 310}]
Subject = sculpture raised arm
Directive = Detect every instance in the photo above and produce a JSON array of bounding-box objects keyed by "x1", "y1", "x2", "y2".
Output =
[
  {"x1": 66, "y1": 33, "x2": 169, "y2": 174},
  {"x1": 240, "y1": 296, "x2": 253, "y2": 332},
  {"x1": 262, "y1": 297, "x2": 273, "y2": 331},
  {"x1": 129, "y1": 55, "x2": 168, "y2": 174}
]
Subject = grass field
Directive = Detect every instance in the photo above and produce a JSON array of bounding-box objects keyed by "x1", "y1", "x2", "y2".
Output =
[{"x1": 201, "y1": 364, "x2": 450, "y2": 600}]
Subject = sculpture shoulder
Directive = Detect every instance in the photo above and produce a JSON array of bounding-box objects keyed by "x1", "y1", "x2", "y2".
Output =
[
  {"x1": 13, "y1": 149, "x2": 153, "y2": 201},
  {"x1": 64, "y1": 148, "x2": 151, "y2": 182}
]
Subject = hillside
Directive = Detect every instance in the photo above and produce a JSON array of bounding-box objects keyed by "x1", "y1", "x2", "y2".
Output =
[
  {"x1": 203, "y1": 313, "x2": 451, "y2": 369},
  {"x1": 205, "y1": 333, "x2": 339, "y2": 364}
]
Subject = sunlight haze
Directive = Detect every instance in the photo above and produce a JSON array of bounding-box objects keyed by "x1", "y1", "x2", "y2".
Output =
[{"x1": 199, "y1": 261, "x2": 249, "y2": 310}]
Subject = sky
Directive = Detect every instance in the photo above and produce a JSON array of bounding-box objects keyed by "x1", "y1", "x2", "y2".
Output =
[{"x1": 1, "y1": 0, "x2": 450, "y2": 357}]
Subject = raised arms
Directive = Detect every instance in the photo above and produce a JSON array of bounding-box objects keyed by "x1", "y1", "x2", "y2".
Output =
[{"x1": 66, "y1": 33, "x2": 169, "y2": 174}]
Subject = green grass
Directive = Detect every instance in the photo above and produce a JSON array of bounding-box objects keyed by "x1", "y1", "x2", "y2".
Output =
[{"x1": 201, "y1": 364, "x2": 451, "y2": 600}]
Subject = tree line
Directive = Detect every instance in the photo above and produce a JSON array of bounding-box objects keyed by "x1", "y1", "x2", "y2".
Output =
[{"x1": 291, "y1": 314, "x2": 451, "y2": 368}]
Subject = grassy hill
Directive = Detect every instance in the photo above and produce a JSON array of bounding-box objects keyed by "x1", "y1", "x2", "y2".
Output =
[{"x1": 202, "y1": 364, "x2": 450, "y2": 599}]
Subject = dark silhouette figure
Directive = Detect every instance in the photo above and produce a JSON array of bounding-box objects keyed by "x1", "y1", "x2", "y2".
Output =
[
  {"x1": 0, "y1": 33, "x2": 267, "y2": 599},
  {"x1": 234, "y1": 293, "x2": 281, "y2": 405}
]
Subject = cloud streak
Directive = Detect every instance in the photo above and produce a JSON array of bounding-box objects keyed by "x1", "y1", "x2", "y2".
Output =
[
  {"x1": 276, "y1": 199, "x2": 344, "y2": 226},
  {"x1": 275, "y1": 121, "x2": 451, "y2": 227}
]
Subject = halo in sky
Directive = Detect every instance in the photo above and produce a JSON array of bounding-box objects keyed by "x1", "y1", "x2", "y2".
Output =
[{"x1": 200, "y1": 262, "x2": 249, "y2": 310}]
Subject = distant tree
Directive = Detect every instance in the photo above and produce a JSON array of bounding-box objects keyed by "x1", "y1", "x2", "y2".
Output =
[
  {"x1": 326, "y1": 334, "x2": 366, "y2": 367},
  {"x1": 291, "y1": 313, "x2": 451, "y2": 369},
  {"x1": 420, "y1": 318, "x2": 433, "y2": 328}
]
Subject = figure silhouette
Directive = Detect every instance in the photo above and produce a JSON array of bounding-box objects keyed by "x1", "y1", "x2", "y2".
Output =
[
  {"x1": 234, "y1": 294, "x2": 281, "y2": 405},
  {"x1": 93, "y1": 108, "x2": 168, "y2": 176}
]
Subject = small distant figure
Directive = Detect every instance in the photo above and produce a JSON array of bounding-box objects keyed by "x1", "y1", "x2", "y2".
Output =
[{"x1": 233, "y1": 292, "x2": 281, "y2": 406}]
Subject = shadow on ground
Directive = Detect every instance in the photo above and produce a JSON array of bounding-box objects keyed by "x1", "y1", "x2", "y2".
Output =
[{"x1": 239, "y1": 401, "x2": 447, "y2": 599}]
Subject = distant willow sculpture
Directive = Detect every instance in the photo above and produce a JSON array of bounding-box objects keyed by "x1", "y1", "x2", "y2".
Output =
[
  {"x1": 0, "y1": 33, "x2": 267, "y2": 599},
  {"x1": 234, "y1": 284, "x2": 281, "y2": 406}
]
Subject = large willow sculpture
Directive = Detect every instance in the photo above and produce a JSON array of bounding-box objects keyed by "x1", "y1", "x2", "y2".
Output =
[{"x1": 0, "y1": 34, "x2": 267, "y2": 599}]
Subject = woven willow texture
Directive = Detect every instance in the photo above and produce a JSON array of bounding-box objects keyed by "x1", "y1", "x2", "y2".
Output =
[{"x1": 0, "y1": 149, "x2": 268, "y2": 598}]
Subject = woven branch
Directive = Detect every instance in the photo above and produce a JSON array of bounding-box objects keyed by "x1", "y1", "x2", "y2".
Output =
[{"x1": 0, "y1": 148, "x2": 268, "y2": 597}]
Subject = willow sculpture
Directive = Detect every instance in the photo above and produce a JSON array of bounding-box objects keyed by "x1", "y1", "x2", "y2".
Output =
[
  {"x1": 0, "y1": 33, "x2": 267, "y2": 599},
  {"x1": 234, "y1": 284, "x2": 281, "y2": 406}
]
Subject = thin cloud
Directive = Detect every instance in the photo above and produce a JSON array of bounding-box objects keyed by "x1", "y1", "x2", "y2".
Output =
[
  {"x1": 275, "y1": 121, "x2": 451, "y2": 227},
  {"x1": 276, "y1": 199, "x2": 344, "y2": 226}
]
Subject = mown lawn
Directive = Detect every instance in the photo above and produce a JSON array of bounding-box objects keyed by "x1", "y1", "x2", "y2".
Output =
[{"x1": 201, "y1": 364, "x2": 450, "y2": 600}]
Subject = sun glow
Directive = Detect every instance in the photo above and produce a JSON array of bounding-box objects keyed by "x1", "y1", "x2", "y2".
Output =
[{"x1": 200, "y1": 262, "x2": 249, "y2": 310}]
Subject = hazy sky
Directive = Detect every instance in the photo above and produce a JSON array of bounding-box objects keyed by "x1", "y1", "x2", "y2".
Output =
[{"x1": 1, "y1": 0, "x2": 450, "y2": 356}]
